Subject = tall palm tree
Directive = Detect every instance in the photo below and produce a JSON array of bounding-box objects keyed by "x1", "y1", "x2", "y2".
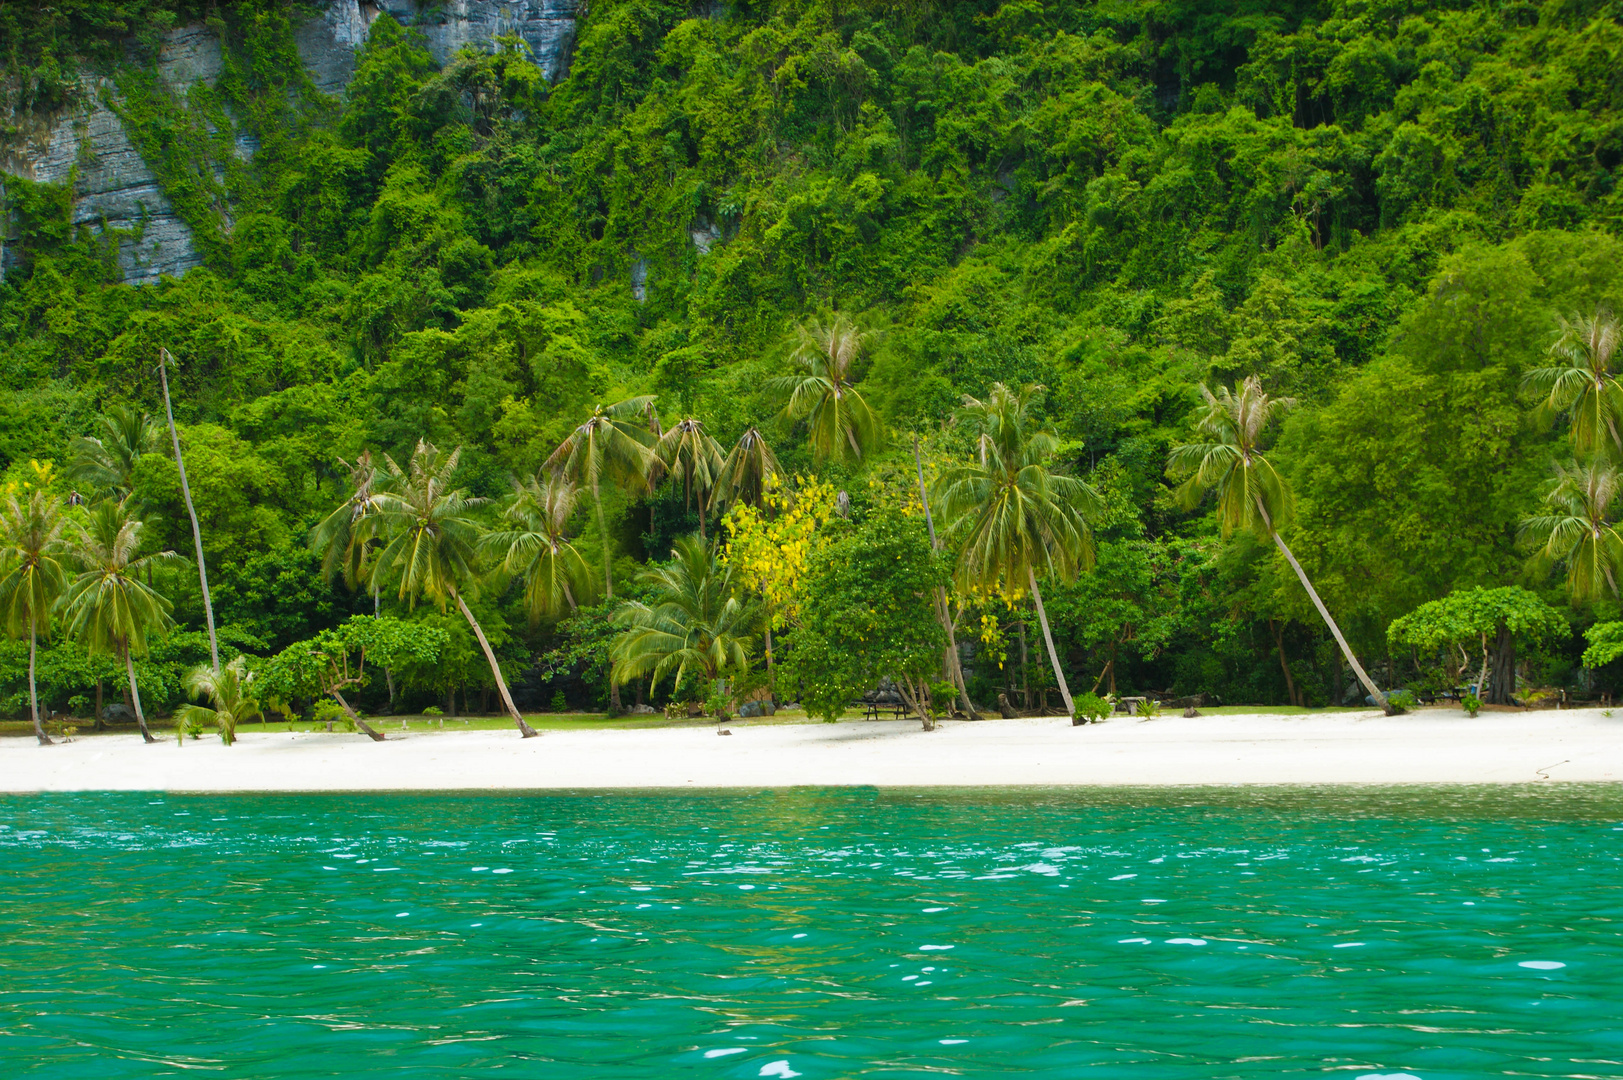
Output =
[
  {"x1": 934, "y1": 383, "x2": 1100, "y2": 720},
  {"x1": 656, "y1": 418, "x2": 725, "y2": 538},
  {"x1": 712, "y1": 427, "x2": 781, "y2": 511},
  {"x1": 1521, "y1": 459, "x2": 1623, "y2": 601},
  {"x1": 1526, "y1": 309, "x2": 1623, "y2": 456},
  {"x1": 545, "y1": 397, "x2": 658, "y2": 601},
  {"x1": 174, "y1": 656, "x2": 261, "y2": 746},
  {"x1": 373, "y1": 440, "x2": 539, "y2": 738},
  {"x1": 157, "y1": 348, "x2": 219, "y2": 673},
  {"x1": 60, "y1": 499, "x2": 179, "y2": 744},
  {"x1": 484, "y1": 473, "x2": 593, "y2": 623},
  {"x1": 1168, "y1": 375, "x2": 1392, "y2": 712},
  {"x1": 0, "y1": 490, "x2": 70, "y2": 745},
  {"x1": 67, "y1": 404, "x2": 160, "y2": 500},
  {"x1": 770, "y1": 314, "x2": 881, "y2": 463},
  {"x1": 610, "y1": 535, "x2": 755, "y2": 693}
]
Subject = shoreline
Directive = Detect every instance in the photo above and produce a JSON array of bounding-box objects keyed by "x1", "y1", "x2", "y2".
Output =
[{"x1": 3, "y1": 707, "x2": 1622, "y2": 792}]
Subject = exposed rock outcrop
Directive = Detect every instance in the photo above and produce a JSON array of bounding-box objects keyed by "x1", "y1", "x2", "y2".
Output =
[{"x1": 2, "y1": 0, "x2": 580, "y2": 284}]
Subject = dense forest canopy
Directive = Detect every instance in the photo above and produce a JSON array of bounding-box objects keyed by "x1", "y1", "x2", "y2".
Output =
[{"x1": 3, "y1": 0, "x2": 1623, "y2": 721}]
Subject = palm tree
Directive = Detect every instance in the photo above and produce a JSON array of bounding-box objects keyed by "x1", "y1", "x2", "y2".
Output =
[
  {"x1": 656, "y1": 418, "x2": 725, "y2": 538},
  {"x1": 1526, "y1": 309, "x2": 1623, "y2": 456},
  {"x1": 174, "y1": 656, "x2": 261, "y2": 745},
  {"x1": 157, "y1": 348, "x2": 219, "y2": 674},
  {"x1": 60, "y1": 499, "x2": 179, "y2": 744},
  {"x1": 0, "y1": 490, "x2": 70, "y2": 745},
  {"x1": 68, "y1": 404, "x2": 160, "y2": 500},
  {"x1": 544, "y1": 397, "x2": 658, "y2": 601},
  {"x1": 712, "y1": 427, "x2": 781, "y2": 511},
  {"x1": 770, "y1": 314, "x2": 881, "y2": 463},
  {"x1": 610, "y1": 535, "x2": 755, "y2": 695},
  {"x1": 934, "y1": 383, "x2": 1101, "y2": 720},
  {"x1": 372, "y1": 440, "x2": 539, "y2": 738},
  {"x1": 1521, "y1": 459, "x2": 1623, "y2": 601},
  {"x1": 310, "y1": 451, "x2": 392, "y2": 607},
  {"x1": 484, "y1": 473, "x2": 593, "y2": 623},
  {"x1": 1168, "y1": 375, "x2": 1392, "y2": 712}
]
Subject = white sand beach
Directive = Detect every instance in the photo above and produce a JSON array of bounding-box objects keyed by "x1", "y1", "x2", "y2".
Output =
[{"x1": 3, "y1": 707, "x2": 1621, "y2": 792}]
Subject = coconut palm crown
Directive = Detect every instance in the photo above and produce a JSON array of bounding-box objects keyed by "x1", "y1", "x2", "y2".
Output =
[
  {"x1": 67, "y1": 404, "x2": 161, "y2": 500},
  {"x1": 934, "y1": 382, "x2": 1102, "y2": 591},
  {"x1": 484, "y1": 472, "x2": 593, "y2": 623},
  {"x1": 1167, "y1": 377, "x2": 1297, "y2": 536},
  {"x1": 309, "y1": 450, "x2": 392, "y2": 594},
  {"x1": 656, "y1": 418, "x2": 725, "y2": 537},
  {"x1": 1521, "y1": 459, "x2": 1623, "y2": 602},
  {"x1": 1525, "y1": 309, "x2": 1623, "y2": 457},
  {"x1": 713, "y1": 427, "x2": 781, "y2": 511},
  {"x1": 769, "y1": 314, "x2": 881, "y2": 464}
]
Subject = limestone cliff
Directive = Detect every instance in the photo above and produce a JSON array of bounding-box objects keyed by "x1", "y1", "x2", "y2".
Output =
[{"x1": 1, "y1": 0, "x2": 579, "y2": 286}]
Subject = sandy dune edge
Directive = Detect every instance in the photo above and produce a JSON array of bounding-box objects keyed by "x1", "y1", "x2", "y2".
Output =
[{"x1": 3, "y1": 709, "x2": 1621, "y2": 792}]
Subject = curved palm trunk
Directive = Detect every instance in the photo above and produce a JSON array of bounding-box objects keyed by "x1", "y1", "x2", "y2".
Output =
[
  {"x1": 159, "y1": 350, "x2": 219, "y2": 673},
  {"x1": 454, "y1": 592, "x2": 539, "y2": 738},
  {"x1": 331, "y1": 689, "x2": 386, "y2": 741},
  {"x1": 122, "y1": 641, "x2": 155, "y2": 744},
  {"x1": 591, "y1": 485, "x2": 623, "y2": 711},
  {"x1": 1269, "y1": 529, "x2": 1392, "y2": 714},
  {"x1": 1027, "y1": 568, "x2": 1076, "y2": 720},
  {"x1": 29, "y1": 614, "x2": 51, "y2": 746}
]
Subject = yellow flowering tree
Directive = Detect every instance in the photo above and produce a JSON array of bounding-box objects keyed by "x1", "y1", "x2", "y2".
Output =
[{"x1": 720, "y1": 477, "x2": 839, "y2": 672}]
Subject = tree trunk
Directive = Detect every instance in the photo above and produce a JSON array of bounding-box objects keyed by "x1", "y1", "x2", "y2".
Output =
[
  {"x1": 29, "y1": 615, "x2": 51, "y2": 745},
  {"x1": 1027, "y1": 568, "x2": 1076, "y2": 719},
  {"x1": 1476, "y1": 632, "x2": 1491, "y2": 699},
  {"x1": 913, "y1": 435, "x2": 982, "y2": 719},
  {"x1": 1489, "y1": 624, "x2": 1516, "y2": 705},
  {"x1": 158, "y1": 348, "x2": 219, "y2": 674},
  {"x1": 95, "y1": 679, "x2": 103, "y2": 727},
  {"x1": 1271, "y1": 619, "x2": 1299, "y2": 708},
  {"x1": 1018, "y1": 618, "x2": 1030, "y2": 709},
  {"x1": 593, "y1": 486, "x2": 622, "y2": 711},
  {"x1": 1267, "y1": 528, "x2": 1392, "y2": 714},
  {"x1": 454, "y1": 592, "x2": 538, "y2": 737},
  {"x1": 331, "y1": 689, "x2": 386, "y2": 741},
  {"x1": 123, "y1": 641, "x2": 155, "y2": 744},
  {"x1": 893, "y1": 675, "x2": 933, "y2": 731},
  {"x1": 384, "y1": 667, "x2": 396, "y2": 714}
]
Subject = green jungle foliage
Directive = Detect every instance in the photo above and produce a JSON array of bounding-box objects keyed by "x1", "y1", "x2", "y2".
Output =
[{"x1": 4, "y1": 0, "x2": 1623, "y2": 719}]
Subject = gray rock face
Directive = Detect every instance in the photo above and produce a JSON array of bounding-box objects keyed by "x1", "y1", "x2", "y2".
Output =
[{"x1": 3, "y1": 0, "x2": 580, "y2": 284}]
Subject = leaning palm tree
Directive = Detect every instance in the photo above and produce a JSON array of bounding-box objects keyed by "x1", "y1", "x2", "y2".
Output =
[
  {"x1": 67, "y1": 404, "x2": 161, "y2": 500},
  {"x1": 1168, "y1": 375, "x2": 1392, "y2": 712},
  {"x1": 174, "y1": 656, "x2": 261, "y2": 746},
  {"x1": 934, "y1": 383, "x2": 1101, "y2": 720},
  {"x1": 372, "y1": 440, "x2": 538, "y2": 738},
  {"x1": 770, "y1": 314, "x2": 881, "y2": 463},
  {"x1": 657, "y1": 418, "x2": 725, "y2": 538},
  {"x1": 712, "y1": 427, "x2": 781, "y2": 511},
  {"x1": 157, "y1": 348, "x2": 219, "y2": 673},
  {"x1": 1525, "y1": 309, "x2": 1623, "y2": 457},
  {"x1": 60, "y1": 499, "x2": 179, "y2": 744},
  {"x1": 1520, "y1": 459, "x2": 1623, "y2": 602},
  {"x1": 484, "y1": 473, "x2": 593, "y2": 623},
  {"x1": 0, "y1": 489, "x2": 70, "y2": 745},
  {"x1": 610, "y1": 535, "x2": 755, "y2": 695}
]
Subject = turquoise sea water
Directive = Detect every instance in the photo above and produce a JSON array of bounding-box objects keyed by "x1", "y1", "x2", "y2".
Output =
[{"x1": 3, "y1": 787, "x2": 1621, "y2": 1079}]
